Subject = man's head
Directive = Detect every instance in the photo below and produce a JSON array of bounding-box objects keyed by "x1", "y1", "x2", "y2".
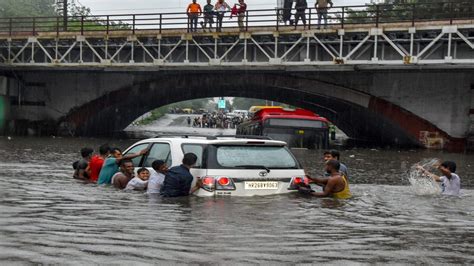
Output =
[
  {"x1": 120, "y1": 159, "x2": 134, "y2": 176},
  {"x1": 239, "y1": 0, "x2": 244, "y2": 3},
  {"x1": 137, "y1": 167, "x2": 150, "y2": 181},
  {"x1": 439, "y1": 161, "x2": 456, "y2": 175},
  {"x1": 80, "y1": 147, "x2": 94, "y2": 160},
  {"x1": 182, "y1": 153, "x2": 198, "y2": 168},
  {"x1": 152, "y1": 160, "x2": 168, "y2": 174},
  {"x1": 99, "y1": 144, "x2": 110, "y2": 156},
  {"x1": 207, "y1": 0, "x2": 211, "y2": 4},
  {"x1": 110, "y1": 148, "x2": 123, "y2": 160},
  {"x1": 323, "y1": 150, "x2": 340, "y2": 162},
  {"x1": 325, "y1": 159, "x2": 340, "y2": 174},
  {"x1": 192, "y1": 0, "x2": 197, "y2": 3}
]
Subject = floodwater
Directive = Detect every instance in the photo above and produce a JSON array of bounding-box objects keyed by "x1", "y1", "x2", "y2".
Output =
[{"x1": 1, "y1": 136, "x2": 474, "y2": 264}]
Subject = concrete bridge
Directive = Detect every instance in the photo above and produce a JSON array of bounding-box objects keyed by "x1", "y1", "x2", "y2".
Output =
[{"x1": 0, "y1": 4, "x2": 473, "y2": 151}]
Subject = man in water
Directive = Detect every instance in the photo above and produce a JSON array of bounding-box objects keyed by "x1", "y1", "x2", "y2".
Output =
[
  {"x1": 112, "y1": 159, "x2": 135, "y2": 190},
  {"x1": 417, "y1": 161, "x2": 461, "y2": 196},
  {"x1": 147, "y1": 160, "x2": 168, "y2": 194},
  {"x1": 300, "y1": 160, "x2": 352, "y2": 199},
  {"x1": 323, "y1": 150, "x2": 349, "y2": 179},
  {"x1": 87, "y1": 144, "x2": 110, "y2": 183},
  {"x1": 160, "y1": 153, "x2": 202, "y2": 197},
  {"x1": 97, "y1": 147, "x2": 148, "y2": 185},
  {"x1": 73, "y1": 147, "x2": 93, "y2": 180}
]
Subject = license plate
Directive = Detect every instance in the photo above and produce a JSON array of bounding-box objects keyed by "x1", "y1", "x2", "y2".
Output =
[{"x1": 244, "y1": 182, "x2": 279, "y2": 190}]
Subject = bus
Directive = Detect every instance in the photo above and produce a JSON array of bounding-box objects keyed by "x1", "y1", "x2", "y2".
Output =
[
  {"x1": 248, "y1": 106, "x2": 282, "y2": 115},
  {"x1": 237, "y1": 108, "x2": 330, "y2": 149}
]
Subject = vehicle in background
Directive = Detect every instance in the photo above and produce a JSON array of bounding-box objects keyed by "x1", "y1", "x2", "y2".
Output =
[
  {"x1": 237, "y1": 108, "x2": 330, "y2": 149},
  {"x1": 122, "y1": 135, "x2": 306, "y2": 197},
  {"x1": 182, "y1": 108, "x2": 194, "y2": 114}
]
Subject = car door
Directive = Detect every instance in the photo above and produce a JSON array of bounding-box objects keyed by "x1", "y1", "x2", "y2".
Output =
[{"x1": 142, "y1": 142, "x2": 173, "y2": 169}]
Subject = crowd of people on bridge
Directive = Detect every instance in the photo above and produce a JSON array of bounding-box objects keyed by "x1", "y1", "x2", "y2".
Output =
[
  {"x1": 185, "y1": 0, "x2": 334, "y2": 33},
  {"x1": 72, "y1": 145, "x2": 461, "y2": 198}
]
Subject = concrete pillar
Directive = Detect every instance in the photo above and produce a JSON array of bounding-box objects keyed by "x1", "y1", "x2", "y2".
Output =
[{"x1": 0, "y1": 77, "x2": 11, "y2": 135}]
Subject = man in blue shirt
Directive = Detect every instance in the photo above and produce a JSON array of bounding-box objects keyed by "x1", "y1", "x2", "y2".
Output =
[
  {"x1": 323, "y1": 150, "x2": 349, "y2": 179},
  {"x1": 161, "y1": 153, "x2": 202, "y2": 197},
  {"x1": 97, "y1": 147, "x2": 148, "y2": 185}
]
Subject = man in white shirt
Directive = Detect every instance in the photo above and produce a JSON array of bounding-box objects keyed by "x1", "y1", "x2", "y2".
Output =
[
  {"x1": 418, "y1": 161, "x2": 461, "y2": 196},
  {"x1": 147, "y1": 160, "x2": 169, "y2": 194},
  {"x1": 125, "y1": 168, "x2": 150, "y2": 191}
]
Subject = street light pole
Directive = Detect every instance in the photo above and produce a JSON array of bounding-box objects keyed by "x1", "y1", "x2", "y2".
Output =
[{"x1": 63, "y1": 0, "x2": 68, "y2": 31}]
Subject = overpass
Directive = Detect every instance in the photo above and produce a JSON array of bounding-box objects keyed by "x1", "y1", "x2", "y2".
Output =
[{"x1": 0, "y1": 2, "x2": 473, "y2": 151}]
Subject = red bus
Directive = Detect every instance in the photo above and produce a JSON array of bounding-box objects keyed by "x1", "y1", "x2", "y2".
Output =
[{"x1": 237, "y1": 108, "x2": 330, "y2": 149}]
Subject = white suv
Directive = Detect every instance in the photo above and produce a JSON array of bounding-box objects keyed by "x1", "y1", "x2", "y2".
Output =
[{"x1": 122, "y1": 135, "x2": 307, "y2": 197}]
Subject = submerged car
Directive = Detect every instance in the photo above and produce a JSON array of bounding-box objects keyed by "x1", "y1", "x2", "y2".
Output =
[{"x1": 123, "y1": 135, "x2": 307, "y2": 197}]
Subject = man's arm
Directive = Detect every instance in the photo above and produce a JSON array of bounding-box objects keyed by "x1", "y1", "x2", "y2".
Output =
[
  {"x1": 118, "y1": 148, "x2": 149, "y2": 164},
  {"x1": 310, "y1": 178, "x2": 336, "y2": 197},
  {"x1": 416, "y1": 165, "x2": 442, "y2": 182},
  {"x1": 190, "y1": 178, "x2": 203, "y2": 194},
  {"x1": 306, "y1": 175, "x2": 329, "y2": 186}
]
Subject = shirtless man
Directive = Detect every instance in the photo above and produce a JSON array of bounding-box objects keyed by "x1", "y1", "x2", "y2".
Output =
[
  {"x1": 300, "y1": 159, "x2": 352, "y2": 199},
  {"x1": 112, "y1": 159, "x2": 135, "y2": 190}
]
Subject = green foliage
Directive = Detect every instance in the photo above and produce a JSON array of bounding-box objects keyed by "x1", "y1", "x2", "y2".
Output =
[
  {"x1": 136, "y1": 107, "x2": 167, "y2": 126},
  {"x1": 344, "y1": 0, "x2": 473, "y2": 24},
  {"x1": 0, "y1": 0, "x2": 56, "y2": 18}
]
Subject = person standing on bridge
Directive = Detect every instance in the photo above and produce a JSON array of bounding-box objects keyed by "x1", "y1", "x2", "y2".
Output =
[
  {"x1": 187, "y1": 0, "x2": 202, "y2": 33},
  {"x1": 202, "y1": 0, "x2": 215, "y2": 32},
  {"x1": 236, "y1": 0, "x2": 247, "y2": 32},
  {"x1": 294, "y1": 0, "x2": 308, "y2": 30},
  {"x1": 215, "y1": 0, "x2": 231, "y2": 32},
  {"x1": 315, "y1": 0, "x2": 333, "y2": 29}
]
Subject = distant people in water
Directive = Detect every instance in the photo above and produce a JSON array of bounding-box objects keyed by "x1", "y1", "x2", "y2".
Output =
[
  {"x1": 73, "y1": 147, "x2": 93, "y2": 180},
  {"x1": 323, "y1": 150, "x2": 349, "y2": 179},
  {"x1": 417, "y1": 161, "x2": 461, "y2": 196},
  {"x1": 161, "y1": 153, "x2": 203, "y2": 197},
  {"x1": 125, "y1": 167, "x2": 150, "y2": 191},
  {"x1": 88, "y1": 144, "x2": 110, "y2": 183},
  {"x1": 148, "y1": 160, "x2": 168, "y2": 194},
  {"x1": 300, "y1": 159, "x2": 352, "y2": 199},
  {"x1": 97, "y1": 147, "x2": 148, "y2": 185},
  {"x1": 112, "y1": 159, "x2": 135, "y2": 190}
]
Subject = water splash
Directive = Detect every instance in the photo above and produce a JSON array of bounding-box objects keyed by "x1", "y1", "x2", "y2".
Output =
[{"x1": 408, "y1": 158, "x2": 442, "y2": 195}]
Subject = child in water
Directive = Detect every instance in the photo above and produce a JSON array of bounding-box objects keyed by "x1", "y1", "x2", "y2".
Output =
[
  {"x1": 417, "y1": 161, "x2": 461, "y2": 196},
  {"x1": 124, "y1": 168, "x2": 150, "y2": 191}
]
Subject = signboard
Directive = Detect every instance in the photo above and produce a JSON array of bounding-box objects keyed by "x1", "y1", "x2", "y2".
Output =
[{"x1": 218, "y1": 99, "x2": 226, "y2": 109}]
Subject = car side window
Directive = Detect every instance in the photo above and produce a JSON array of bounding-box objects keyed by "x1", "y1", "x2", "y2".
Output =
[
  {"x1": 182, "y1": 144, "x2": 204, "y2": 168},
  {"x1": 143, "y1": 143, "x2": 172, "y2": 167},
  {"x1": 124, "y1": 143, "x2": 149, "y2": 167}
]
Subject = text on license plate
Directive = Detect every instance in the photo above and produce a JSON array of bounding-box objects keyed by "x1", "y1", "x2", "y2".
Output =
[{"x1": 244, "y1": 182, "x2": 279, "y2": 190}]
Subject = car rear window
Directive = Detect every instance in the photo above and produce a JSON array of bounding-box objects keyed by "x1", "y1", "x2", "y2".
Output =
[{"x1": 215, "y1": 145, "x2": 298, "y2": 169}]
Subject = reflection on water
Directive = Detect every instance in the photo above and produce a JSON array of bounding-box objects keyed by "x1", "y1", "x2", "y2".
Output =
[{"x1": 0, "y1": 137, "x2": 473, "y2": 264}]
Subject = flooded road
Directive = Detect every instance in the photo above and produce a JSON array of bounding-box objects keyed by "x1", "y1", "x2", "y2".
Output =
[{"x1": 1, "y1": 137, "x2": 473, "y2": 264}]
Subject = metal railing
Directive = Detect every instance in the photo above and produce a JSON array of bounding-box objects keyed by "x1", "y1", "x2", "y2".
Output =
[{"x1": 0, "y1": 2, "x2": 472, "y2": 36}]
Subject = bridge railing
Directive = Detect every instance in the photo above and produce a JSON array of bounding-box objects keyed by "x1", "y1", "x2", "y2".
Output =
[{"x1": 0, "y1": 1, "x2": 472, "y2": 36}]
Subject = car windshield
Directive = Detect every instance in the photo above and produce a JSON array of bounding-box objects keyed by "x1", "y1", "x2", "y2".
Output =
[{"x1": 215, "y1": 145, "x2": 298, "y2": 169}]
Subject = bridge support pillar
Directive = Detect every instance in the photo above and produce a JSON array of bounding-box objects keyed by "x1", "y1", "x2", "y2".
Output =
[{"x1": 0, "y1": 76, "x2": 10, "y2": 135}]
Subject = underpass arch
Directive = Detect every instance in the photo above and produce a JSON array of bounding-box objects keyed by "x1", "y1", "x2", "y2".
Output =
[{"x1": 63, "y1": 72, "x2": 452, "y2": 148}]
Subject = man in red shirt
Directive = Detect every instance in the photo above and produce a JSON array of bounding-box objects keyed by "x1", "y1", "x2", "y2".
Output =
[
  {"x1": 88, "y1": 144, "x2": 110, "y2": 183},
  {"x1": 237, "y1": 0, "x2": 247, "y2": 31}
]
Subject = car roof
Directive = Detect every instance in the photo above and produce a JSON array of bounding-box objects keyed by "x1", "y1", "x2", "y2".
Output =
[{"x1": 132, "y1": 136, "x2": 288, "y2": 146}]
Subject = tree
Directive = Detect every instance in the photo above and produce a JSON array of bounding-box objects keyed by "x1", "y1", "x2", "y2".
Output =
[{"x1": 0, "y1": 0, "x2": 56, "y2": 18}]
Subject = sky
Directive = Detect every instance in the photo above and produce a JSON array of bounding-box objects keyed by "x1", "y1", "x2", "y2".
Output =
[{"x1": 78, "y1": 0, "x2": 371, "y2": 15}]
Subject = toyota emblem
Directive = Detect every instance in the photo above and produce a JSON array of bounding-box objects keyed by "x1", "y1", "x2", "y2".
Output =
[{"x1": 259, "y1": 171, "x2": 268, "y2": 177}]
